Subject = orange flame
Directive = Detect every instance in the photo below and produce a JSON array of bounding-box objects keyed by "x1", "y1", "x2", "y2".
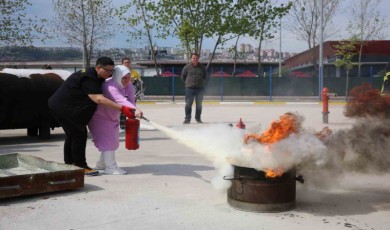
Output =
[
  {"x1": 264, "y1": 168, "x2": 284, "y2": 178},
  {"x1": 243, "y1": 113, "x2": 301, "y2": 178},
  {"x1": 244, "y1": 112, "x2": 300, "y2": 144}
]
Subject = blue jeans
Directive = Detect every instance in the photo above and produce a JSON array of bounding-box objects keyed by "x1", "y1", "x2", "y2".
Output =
[{"x1": 185, "y1": 87, "x2": 204, "y2": 121}]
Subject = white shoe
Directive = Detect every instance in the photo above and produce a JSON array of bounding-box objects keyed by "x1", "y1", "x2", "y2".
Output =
[
  {"x1": 102, "y1": 151, "x2": 127, "y2": 175},
  {"x1": 104, "y1": 165, "x2": 127, "y2": 175}
]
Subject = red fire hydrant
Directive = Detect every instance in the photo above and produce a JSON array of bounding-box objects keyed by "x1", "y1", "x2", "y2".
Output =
[
  {"x1": 322, "y1": 87, "x2": 337, "y2": 124},
  {"x1": 322, "y1": 88, "x2": 330, "y2": 124}
]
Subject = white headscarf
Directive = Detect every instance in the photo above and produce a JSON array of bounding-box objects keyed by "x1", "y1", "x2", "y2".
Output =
[{"x1": 112, "y1": 65, "x2": 131, "y2": 88}]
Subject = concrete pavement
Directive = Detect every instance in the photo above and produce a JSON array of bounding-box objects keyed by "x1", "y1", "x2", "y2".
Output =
[{"x1": 0, "y1": 102, "x2": 389, "y2": 230}]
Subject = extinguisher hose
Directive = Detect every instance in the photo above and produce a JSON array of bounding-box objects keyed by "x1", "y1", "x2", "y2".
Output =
[{"x1": 141, "y1": 115, "x2": 150, "y2": 122}]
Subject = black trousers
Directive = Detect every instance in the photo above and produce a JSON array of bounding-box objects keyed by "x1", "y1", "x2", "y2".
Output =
[
  {"x1": 50, "y1": 109, "x2": 88, "y2": 168},
  {"x1": 184, "y1": 87, "x2": 204, "y2": 120}
]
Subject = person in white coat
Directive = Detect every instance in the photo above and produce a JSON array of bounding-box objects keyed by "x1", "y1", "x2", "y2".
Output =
[{"x1": 88, "y1": 65, "x2": 142, "y2": 175}]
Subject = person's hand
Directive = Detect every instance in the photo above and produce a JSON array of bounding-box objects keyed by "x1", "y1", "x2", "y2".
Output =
[
  {"x1": 121, "y1": 106, "x2": 135, "y2": 118},
  {"x1": 134, "y1": 108, "x2": 143, "y2": 119}
]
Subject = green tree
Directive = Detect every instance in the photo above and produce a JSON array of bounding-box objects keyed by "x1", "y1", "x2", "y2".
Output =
[
  {"x1": 147, "y1": 0, "x2": 290, "y2": 73},
  {"x1": 202, "y1": 0, "x2": 252, "y2": 70},
  {"x1": 334, "y1": 36, "x2": 359, "y2": 98},
  {"x1": 347, "y1": 0, "x2": 386, "y2": 77},
  {"x1": 149, "y1": 0, "x2": 247, "y2": 69},
  {"x1": 52, "y1": 0, "x2": 115, "y2": 68},
  {"x1": 150, "y1": 0, "x2": 225, "y2": 60},
  {"x1": 0, "y1": 0, "x2": 47, "y2": 46},
  {"x1": 243, "y1": 0, "x2": 292, "y2": 77},
  {"x1": 117, "y1": 0, "x2": 160, "y2": 76}
]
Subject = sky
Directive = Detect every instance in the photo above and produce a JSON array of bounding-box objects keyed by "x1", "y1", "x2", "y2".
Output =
[{"x1": 27, "y1": 0, "x2": 390, "y2": 54}]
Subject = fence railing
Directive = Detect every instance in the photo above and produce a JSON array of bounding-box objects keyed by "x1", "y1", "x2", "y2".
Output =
[{"x1": 143, "y1": 75, "x2": 383, "y2": 101}]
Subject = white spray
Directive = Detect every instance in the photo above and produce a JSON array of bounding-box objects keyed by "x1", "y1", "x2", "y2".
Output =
[{"x1": 148, "y1": 114, "x2": 329, "y2": 191}]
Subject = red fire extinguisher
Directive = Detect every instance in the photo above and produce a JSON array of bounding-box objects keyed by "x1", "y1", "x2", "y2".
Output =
[
  {"x1": 125, "y1": 111, "x2": 140, "y2": 150},
  {"x1": 236, "y1": 118, "x2": 246, "y2": 129}
]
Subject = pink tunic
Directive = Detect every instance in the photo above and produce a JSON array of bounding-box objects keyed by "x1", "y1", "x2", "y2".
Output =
[{"x1": 88, "y1": 78, "x2": 136, "y2": 151}]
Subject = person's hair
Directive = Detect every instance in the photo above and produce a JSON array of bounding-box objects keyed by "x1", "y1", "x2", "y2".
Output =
[
  {"x1": 96, "y1": 56, "x2": 114, "y2": 67},
  {"x1": 191, "y1": 53, "x2": 199, "y2": 58},
  {"x1": 121, "y1": 57, "x2": 131, "y2": 64}
]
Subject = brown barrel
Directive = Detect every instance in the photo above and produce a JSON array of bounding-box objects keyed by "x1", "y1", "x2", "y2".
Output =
[{"x1": 227, "y1": 165, "x2": 296, "y2": 212}]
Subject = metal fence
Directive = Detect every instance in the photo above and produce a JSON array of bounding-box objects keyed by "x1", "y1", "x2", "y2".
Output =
[{"x1": 143, "y1": 75, "x2": 383, "y2": 101}]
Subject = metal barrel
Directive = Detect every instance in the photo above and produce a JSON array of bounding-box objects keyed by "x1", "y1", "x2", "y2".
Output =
[{"x1": 227, "y1": 165, "x2": 296, "y2": 213}]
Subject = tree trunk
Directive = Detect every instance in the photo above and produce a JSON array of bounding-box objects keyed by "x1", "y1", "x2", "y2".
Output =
[
  {"x1": 357, "y1": 41, "x2": 363, "y2": 77},
  {"x1": 257, "y1": 38, "x2": 263, "y2": 77},
  {"x1": 184, "y1": 36, "x2": 191, "y2": 61},
  {"x1": 206, "y1": 35, "x2": 221, "y2": 71},
  {"x1": 140, "y1": 0, "x2": 159, "y2": 76},
  {"x1": 345, "y1": 70, "x2": 350, "y2": 100},
  {"x1": 232, "y1": 36, "x2": 240, "y2": 77}
]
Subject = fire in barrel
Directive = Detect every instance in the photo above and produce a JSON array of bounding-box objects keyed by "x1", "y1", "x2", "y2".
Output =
[{"x1": 227, "y1": 113, "x2": 305, "y2": 212}]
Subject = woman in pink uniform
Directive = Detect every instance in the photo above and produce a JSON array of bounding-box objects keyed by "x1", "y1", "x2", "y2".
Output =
[{"x1": 88, "y1": 65, "x2": 142, "y2": 175}]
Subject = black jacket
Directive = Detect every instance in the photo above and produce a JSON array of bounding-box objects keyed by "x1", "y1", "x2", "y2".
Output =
[{"x1": 48, "y1": 68, "x2": 104, "y2": 124}]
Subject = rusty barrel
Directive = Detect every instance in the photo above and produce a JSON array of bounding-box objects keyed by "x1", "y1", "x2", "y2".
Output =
[{"x1": 227, "y1": 165, "x2": 296, "y2": 212}]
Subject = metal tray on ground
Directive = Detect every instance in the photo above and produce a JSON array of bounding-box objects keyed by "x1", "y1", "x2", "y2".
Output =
[{"x1": 0, "y1": 153, "x2": 84, "y2": 199}]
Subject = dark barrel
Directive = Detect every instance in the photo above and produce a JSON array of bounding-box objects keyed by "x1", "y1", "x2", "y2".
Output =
[{"x1": 227, "y1": 165, "x2": 296, "y2": 212}]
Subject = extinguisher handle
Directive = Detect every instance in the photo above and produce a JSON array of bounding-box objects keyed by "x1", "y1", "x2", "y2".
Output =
[
  {"x1": 121, "y1": 106, "x2": 135, "y2": 119},
  {"x1": 130, "y1": 109, "x2": 145, "y2": 121},
  {"x1": 129, "y1": 109, "x2": 137, "y2": 119}
]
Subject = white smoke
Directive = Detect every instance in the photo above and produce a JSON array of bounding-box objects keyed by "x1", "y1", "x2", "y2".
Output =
[
  {"x1": 150, "y1": 113, "x2": 332, "y2": 191},
  {"x1": 150, "y1": 122, "x2": 243, "y2": 191},
  {"x1": 149, "y1": 114, "x2": 390, "y2": 191}
]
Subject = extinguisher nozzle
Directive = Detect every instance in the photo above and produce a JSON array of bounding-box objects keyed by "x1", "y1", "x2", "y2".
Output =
[{"x1": 141, "y1": 115, "x2": 150, "y2": 122}]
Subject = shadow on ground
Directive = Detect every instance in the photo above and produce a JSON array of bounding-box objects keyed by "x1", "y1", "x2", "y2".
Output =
[
  {"x1": 123, "y1": 163, "x2": 214, "y2": 182},
  {"x1": 0, "y1": 183, "x2": 103, "y2": 206},
  {"x1": 296, "y1": 186, "x2": 390, "y2": 216}
]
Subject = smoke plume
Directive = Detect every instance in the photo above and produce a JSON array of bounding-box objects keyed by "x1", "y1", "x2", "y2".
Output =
[{"x1": 148, "y1": 84, "x2": 390, "y2": 191}]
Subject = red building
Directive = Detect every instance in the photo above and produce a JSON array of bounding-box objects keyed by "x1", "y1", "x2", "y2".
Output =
[{"x1": 284, "y1": 40, "x2": 390, "y2": 78}]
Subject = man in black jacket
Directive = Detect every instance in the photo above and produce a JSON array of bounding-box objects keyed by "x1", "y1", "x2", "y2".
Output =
[
  {"x1": 181, "y1": 53, "x2": 207, "y2": 124},
  {"x1": 49, "y1": 57, "x2": 140, "y2": 176}
]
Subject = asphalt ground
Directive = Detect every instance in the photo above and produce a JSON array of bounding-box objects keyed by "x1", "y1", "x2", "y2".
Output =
[{"x1": 0, "y1": 102, "x2": 389, "y2": 230}]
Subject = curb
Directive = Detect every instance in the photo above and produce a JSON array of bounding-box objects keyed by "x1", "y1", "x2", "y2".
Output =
[{"x1": 137, "y1": 101, "x2": 346, "y2": 105}]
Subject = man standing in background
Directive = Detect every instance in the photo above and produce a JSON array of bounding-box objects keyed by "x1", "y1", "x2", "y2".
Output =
[{"x1": 181, "y1": 53, "x2": 207, "y2": 124}]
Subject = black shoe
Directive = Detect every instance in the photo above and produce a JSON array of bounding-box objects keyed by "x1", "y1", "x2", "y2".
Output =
[
  {"x1": 183, "y1": 119, "x2": 190, "y2": 124},
  {"x1": 196, "y1": 119, "x2": 203, "y2": 123}
]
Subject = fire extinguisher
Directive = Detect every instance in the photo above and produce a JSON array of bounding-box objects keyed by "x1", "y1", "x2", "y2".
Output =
[
  {"x1": 236, "y1": 118, "x2": 246, "y2": 129},
  {"x1": 125, "y1": 110, "x2": 140, "y2": 150}
]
